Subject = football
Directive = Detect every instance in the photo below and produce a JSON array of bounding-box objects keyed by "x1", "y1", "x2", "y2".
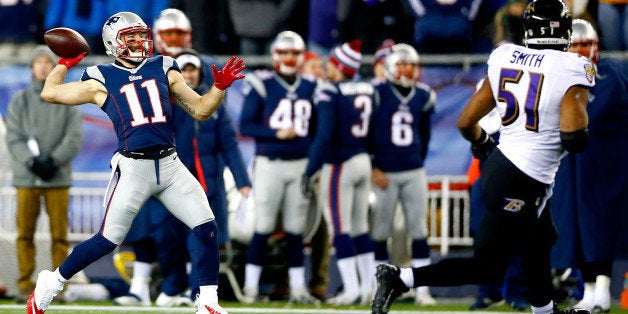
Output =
[{"x1": 44, "y1": 27, "x2": 91, "y2": 59}]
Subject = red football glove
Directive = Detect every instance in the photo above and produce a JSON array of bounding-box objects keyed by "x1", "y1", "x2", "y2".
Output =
[
  {"x1": 212, "y1": 56, "x2": 246, "y2": 90},
  {"x1": 58, "y1": 52, "x2": 86, "y2": 69}
]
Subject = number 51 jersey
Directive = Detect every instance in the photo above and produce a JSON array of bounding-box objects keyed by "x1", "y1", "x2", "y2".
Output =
[{"x1": 487, "y1": 43, "x2": 595, "y2": 184}]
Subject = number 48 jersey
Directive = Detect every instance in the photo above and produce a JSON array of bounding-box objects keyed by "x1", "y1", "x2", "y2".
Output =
[
  {"x1": 487, "y1": 43, "x2": 595, "y2": 184},
  {"x1": 239, "y1": 69, "x2": 318, "y2": 159}
]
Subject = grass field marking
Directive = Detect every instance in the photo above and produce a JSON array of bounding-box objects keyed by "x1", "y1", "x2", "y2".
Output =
[{"x1": 0, "y1": 304, "x2": 517, "y2": 314}]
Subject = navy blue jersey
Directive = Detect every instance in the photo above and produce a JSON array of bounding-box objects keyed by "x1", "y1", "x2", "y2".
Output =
[
  {"x1": 305, "y1": 80, "x2": 375, "y2": 177},
  {"x1": 239, "y1": 69, "x2": 318, "y2": 159},
  {"x1": 368, "y1": 80, "x2": 436, "y2": 172},
  {"x1": 172, "y1": 83, "x2": 250, "y2": 187},
  {"x1": 81, "y1": 56, "x2": 179, "y2": 151},
  {"x1": 551, "y1": 57, "x2": 628, "y2": 267}
]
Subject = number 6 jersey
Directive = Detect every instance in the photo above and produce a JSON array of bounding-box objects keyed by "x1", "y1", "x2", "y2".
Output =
[{"x1": 487, "y1": 43, "x2": 595, "y2": 184}]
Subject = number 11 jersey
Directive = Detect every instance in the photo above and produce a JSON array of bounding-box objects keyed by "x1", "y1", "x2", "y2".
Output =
[{"x1": 81, "y1": 56, "x2": 178, "y2": 152}]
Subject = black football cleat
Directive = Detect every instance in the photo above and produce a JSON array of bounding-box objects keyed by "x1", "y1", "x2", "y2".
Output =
[{"x1": 371, "y1": 264, "x2": 409, "y2": 314}]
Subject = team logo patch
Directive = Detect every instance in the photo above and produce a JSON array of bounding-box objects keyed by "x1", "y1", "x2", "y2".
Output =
[
  {"x1": 503, "y1": 198, "x2": 525, "y2": 213},
  {"x1": 584, "y1": 63, "x2": 595, "y2": 83},
  {"x1": 105, "y1": 16, "x2": 120, "y2": 26},
  {"x1": 315, "y1": 90, "x2": 331, "y2": 103},
  {"x1": 241, "y1": 81, "x2": 252, "y2": 96}
]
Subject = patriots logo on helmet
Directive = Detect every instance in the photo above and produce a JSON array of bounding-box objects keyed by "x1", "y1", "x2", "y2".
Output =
[
  {"x1": 584, "y1": 63, "x2": 595, "y2": 83},
  {"x1": 105, "y1": 16, "x2": 120, "y2": 26}
]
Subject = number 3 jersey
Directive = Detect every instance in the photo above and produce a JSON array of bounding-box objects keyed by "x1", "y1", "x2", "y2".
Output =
[
  {"x1": 81, "y1": 56, "x2": 178, "y2": 151},
  {"x1": 239, "y1": 69, "x2": 318, "y2": 159},
  {"x1": 487, "y1": 43, "x2": 595, "y2": 184},
  {"x1": 304, "y1": 80, "x2": 375, "y2": 177}
]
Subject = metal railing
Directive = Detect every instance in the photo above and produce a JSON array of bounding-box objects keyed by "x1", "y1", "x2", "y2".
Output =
[
  {"x1": 0, "y1": 172, "x2": 472, "y2": 254},
  {"x1": 2, "y1": 51, "x2": 627, "y2": 68}
]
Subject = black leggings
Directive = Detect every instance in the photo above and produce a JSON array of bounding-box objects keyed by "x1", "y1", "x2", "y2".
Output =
[{"x1": 411, "y1": 149, "x2": 557, "y2": 307}]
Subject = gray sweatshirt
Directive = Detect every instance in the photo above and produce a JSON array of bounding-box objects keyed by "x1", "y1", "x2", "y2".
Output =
[{"x1": 5, "y1": 81, "x2": 83, "y2": 188}]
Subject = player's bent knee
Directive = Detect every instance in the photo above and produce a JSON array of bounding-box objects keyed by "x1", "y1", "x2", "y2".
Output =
[
  {"x1": 192, "y1": 220, "x2": 218, "y2": 245},
  {"x1": 104, "y1": 225, "x2": 134, "y2": 245}
]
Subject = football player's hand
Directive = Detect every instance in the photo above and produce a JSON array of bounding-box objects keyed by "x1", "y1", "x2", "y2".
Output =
[
  {"x1": 276, "y1": 127, "x2": 297, "y2": 140},
  {"x1": 239, "y1": 186, "x2": 251, "y2": 198},
  {"x1": 470, "y1": 128, "x2": 495, "y2": 160},
  {"x1": 301, "y1": 175, "x2": 314, "y2": 197},
  {"x1": 212, "y1": 56, "x2": 246, "y2": 90},
  {"x1": 372, "y1": 168, "x2": 389, "y2": 189},
  {"x1": 58, "y1": 52, "x2": 86, "y2": 69}
]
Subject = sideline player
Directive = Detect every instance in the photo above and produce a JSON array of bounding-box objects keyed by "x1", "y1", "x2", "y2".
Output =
[
  {"x1": 368, "y1": 43, "x2": 437, "y2": 306},
  {"x1": 27, "y1": 11, "x2": 244, "y2": 314},
  {"x1": 303, "y1": 39, "x2": 376, "y2": 305},
  {"x1": 551, "y1": 18, "x2": 628, "y2": 313},
  {"x1": 238, "y1": 31, "x2": 319, "y2": 304},
  {"x1": 370, "y1": 0, "x2": 595, "y2": 313}
]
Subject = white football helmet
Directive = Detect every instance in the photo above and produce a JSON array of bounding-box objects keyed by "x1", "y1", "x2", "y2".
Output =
[
  {"x1": 270, "y1": 31, "x2": 305, "y2": 75},
  {"x1": 153, "y1": 8, "x2": 192, "y2": 56},
  {"x1": 102, "y1": 12, "x2": 153, "y2": 62},
  {"x1": 384, "y1": 43, "x2": 420, "y2": 87},
  {"x1": 570, "y1": 19, "x2": 599, "y2": 64}
]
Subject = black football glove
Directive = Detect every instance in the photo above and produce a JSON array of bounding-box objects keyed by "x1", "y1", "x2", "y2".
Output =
[
  {"x1": 301, "y1": 174, "x2": 314, "y2": 197},
  {"x1": 29, "y1": 156, "x2": 59, "y2": 181},
  {"x1": 470, "y1": 129, "x2": 496, "y2": 160}
]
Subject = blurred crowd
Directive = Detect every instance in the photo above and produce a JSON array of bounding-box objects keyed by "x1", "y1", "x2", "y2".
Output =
[{"x1": 0, "y1": 0, "x2": 626, "y2": 59}]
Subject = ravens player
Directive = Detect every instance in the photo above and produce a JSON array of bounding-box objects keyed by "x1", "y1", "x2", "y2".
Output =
[
  {"x1": 303, "y1": 39, "x2": 376, "y2": 305},
  {"x1": 368, "y1": 43, "x2": 437, "y2": 306},
  {"x1": 371, "y1": 0, "x2": 595, "y2": 313},
  {"x1": 27, "y1": 11, "x2": 244, "y2": 314},
  {"x1": 238, "y1": 31, "x2": 319, "y2": 304}
]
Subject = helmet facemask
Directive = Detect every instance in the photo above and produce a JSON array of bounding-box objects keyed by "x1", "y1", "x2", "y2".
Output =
[
  {"x1": 270, "y1": 31, "x2": 305, "y2": 75},
  {"x1": 153, "y1": 8, "x2": 192, "y2": 56},
  {"x1": 570, "y1": 19, "x2": 599, "y2": 63},
  {"x1": 103, "y1": 12, "x2": 154, "y2": 62},
  {"x1": 115, "y1": 27, "x2": 153, "y2": 62},
  {"x1": 384, "y1": 43, "x2": 421, "y2": 88}
]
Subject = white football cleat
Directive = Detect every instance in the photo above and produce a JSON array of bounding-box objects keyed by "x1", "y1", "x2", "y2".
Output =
[
  {"x1": 113, "y1": 293, "x2": 151, "y2": 306},
  {"x1": 155, "y1": 291, "x2": 194, "y2": 307},
  {"x1": 326, "y1": 291, "x2": 360, "y2": 305},
  {"x1": 196, "y1": 303, "x2": 228, "y2": 314},
  {"x1": 26, "y1": 270, "x2": 64, "y2": 314},
  {"x1": 240, "y1": 286, "x2": 258, "y2": 304},
  {"x1": 289, "y1": 286, "x2": 320, "y2": 305},
  {"x1": 415, "y1": 291, "x2": 437, "y2": 306}
]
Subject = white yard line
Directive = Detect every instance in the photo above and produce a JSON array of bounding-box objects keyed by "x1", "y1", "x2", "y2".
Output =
[{"x1": 0, "y1": 304, "x2": 515, "y2": 314}]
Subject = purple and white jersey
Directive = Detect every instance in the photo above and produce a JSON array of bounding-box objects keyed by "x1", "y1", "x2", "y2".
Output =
[
  {"x1": 487, "y1": 44, "x2": 595, "y2": 183},
  {"x1": 81, "y1": 55, "x2": 179, "y2": 151}
]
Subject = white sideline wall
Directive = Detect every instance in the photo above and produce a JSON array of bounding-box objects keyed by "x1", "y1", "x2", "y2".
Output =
[{"x1": 0, "y1": 172, "x2": 471, "y2": 297}]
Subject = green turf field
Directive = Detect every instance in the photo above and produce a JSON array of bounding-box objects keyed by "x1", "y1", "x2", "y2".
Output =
[{"x1": 2, "y1": 299, "x2": 628, "y2": 314}]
